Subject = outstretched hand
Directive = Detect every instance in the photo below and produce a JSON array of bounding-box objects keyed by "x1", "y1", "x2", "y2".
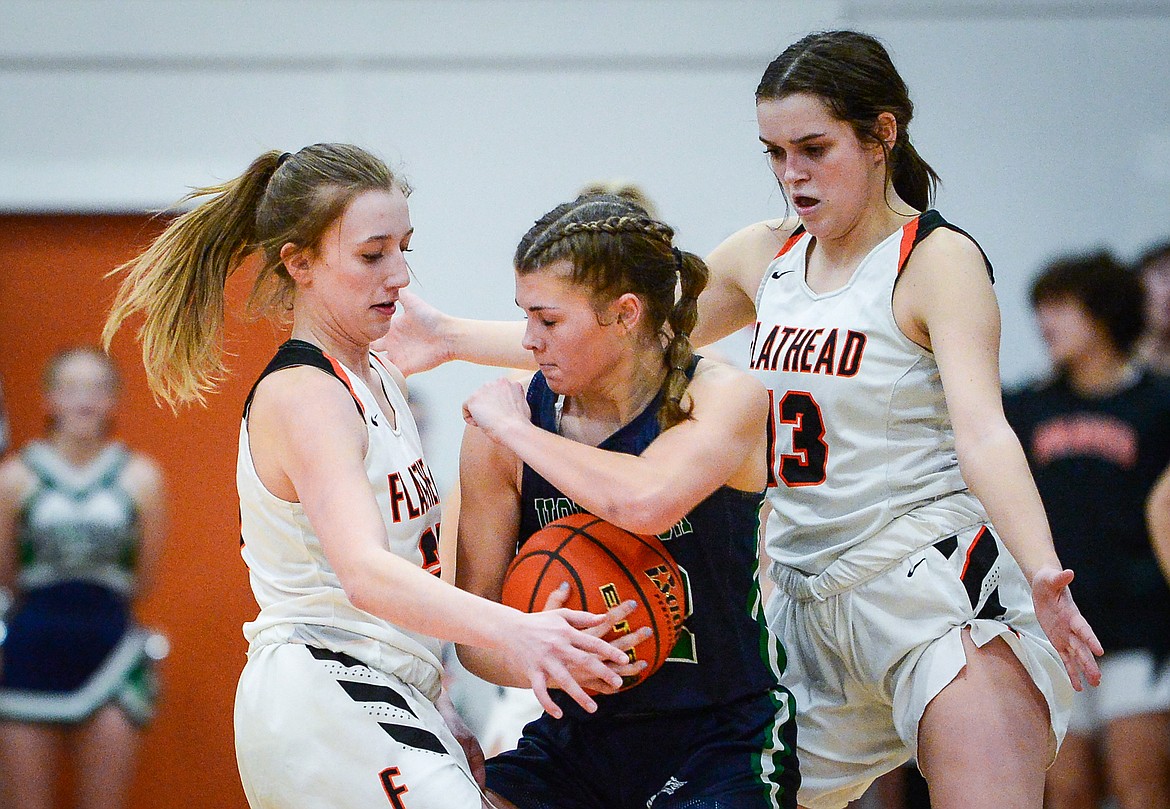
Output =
[
  {"x1": 541, "y1": 582, "x2": 650, "y2": 694},
  {"x1": 372, "y1": 290, "x2": 453, "y2": 376},
  {"x1": 1031, "y1": 566, "x2": 1103, "y2": 691},
  {"x1": 504, "y1": 591, "x2": 647, "y2": 718}
]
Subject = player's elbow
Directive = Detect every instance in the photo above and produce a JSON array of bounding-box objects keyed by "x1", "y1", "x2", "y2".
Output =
[{"x1": 604, "y1": 492, "x2": 689, "y2": 537}]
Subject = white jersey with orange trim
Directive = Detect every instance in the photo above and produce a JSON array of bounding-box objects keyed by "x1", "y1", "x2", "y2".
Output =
[
  {"x1": 237, "y1": 340, "x2": 445, "y2": 699},
  {"x1": 750, "y1": 211, "x2": 993, "y2": 576}
]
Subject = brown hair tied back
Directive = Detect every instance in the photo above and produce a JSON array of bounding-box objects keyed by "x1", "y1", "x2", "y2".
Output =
[
  {"x1": 515, "y1": 194, "x2": 710, "y2": 430},
  {"x1": 103, "y1": 143, "x2": 408, "y2": 408}
]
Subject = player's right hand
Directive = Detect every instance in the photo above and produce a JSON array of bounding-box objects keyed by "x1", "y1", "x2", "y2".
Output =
[
  {"x1": 504, "y1": 600, "x2": 636, "y2": 718},
  {"x1": 540, "y1": 583, "x2": 651, "y2": 694}
]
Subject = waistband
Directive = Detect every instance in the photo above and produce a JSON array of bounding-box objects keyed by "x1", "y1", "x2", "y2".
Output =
[
  {"x1": 247, "y1": 622, "x2": 443, "y2": 701},
  {"x1": 769, "y1": 492, "x2": 988, "y2": 602}
]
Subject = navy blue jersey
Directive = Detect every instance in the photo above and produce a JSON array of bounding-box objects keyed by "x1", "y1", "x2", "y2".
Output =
[
  {"x1": 1004, "y1": 370, "x2": 1170, "y2": 659},
  {"x1": 518, "y1": 362, "x2": 783, "y2": 718}
]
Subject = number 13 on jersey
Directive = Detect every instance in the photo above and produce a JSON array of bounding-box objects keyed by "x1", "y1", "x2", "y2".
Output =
[{"x1": 767, "y1": 389, "x2": 828, "y2": 487}]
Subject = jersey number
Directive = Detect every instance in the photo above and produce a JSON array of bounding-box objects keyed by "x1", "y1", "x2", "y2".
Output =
[
  {"x1": 418, "y1": 525, "x2": 441, "y2": 577},
  {"x1": 770, "y1": 390, "x2": 828, "y2": 487}
]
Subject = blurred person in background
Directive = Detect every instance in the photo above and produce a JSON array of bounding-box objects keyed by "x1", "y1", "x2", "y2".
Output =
[
  {"x1": 1005, "y1": 252, "x2": 1170, "y2": 809},
  {"x1": 0, "y1": 347, "x2": 167, "y2": 809},
  {"x1": 1136, "y1": 240, "x2": 1170, "y2": 376}
]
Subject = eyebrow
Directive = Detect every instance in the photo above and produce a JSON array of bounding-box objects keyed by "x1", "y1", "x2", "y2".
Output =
[
  {"x1": 359, "y1": 227, "x2": 414, "y2": 244},
  {"x1": 516, "y1": 301, "x2": 561, "y2": 312},
  {"x1": 759, "y1": 132, "x2": 827, "y2": 146}
]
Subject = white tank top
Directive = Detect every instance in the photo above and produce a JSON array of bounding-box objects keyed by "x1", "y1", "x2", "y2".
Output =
[
  {"x1": 237, "y1": 343, "x2": 445, "y2": 698},
  {"x1": 750, "y1": 212, "x2": 991, "y2": 575}
]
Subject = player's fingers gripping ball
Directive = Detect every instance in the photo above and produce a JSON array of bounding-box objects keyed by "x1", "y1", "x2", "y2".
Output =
[{"x1": 502, "y1": 512, "x2": 687, "y2": 692}]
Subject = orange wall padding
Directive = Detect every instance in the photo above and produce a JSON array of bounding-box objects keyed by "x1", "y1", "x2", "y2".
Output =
[{"x1": 0, "y1": 214, "x2": 288, "y2": 808}]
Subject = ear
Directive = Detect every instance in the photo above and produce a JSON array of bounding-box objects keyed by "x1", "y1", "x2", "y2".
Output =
[
  {"x1": 280, "y1": 242, "x2": 312, "y2": 284},
  {"x1": 612, "y1": 292, "x2": 644, "y2": 332},
  {"x1": 873, "y1": 112, "x2": 898, "y2": 154}
]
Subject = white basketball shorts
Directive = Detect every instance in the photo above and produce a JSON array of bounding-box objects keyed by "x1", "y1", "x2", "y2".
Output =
[
  {"x1": 235, "y1": 642, "x2": 484, "y2": 809},
  {"x1": 766, "y1": 520, "x2": 1072, "y2": 809}
]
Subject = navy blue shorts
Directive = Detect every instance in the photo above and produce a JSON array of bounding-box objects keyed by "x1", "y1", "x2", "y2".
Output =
[{"x1": 486, "y1": 688, "x2": 799, "y2": 809}]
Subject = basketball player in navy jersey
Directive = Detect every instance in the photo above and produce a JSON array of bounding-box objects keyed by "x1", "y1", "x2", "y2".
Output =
[
  {"x1": 377, "y1": 30, "x2": 1102, "y2": 809},
  {"x1": 1006, "y1": 252, "x2": 1170, "y2": 809},
  {"x1": 457, "y1": 193, "x2": 799, "y2": 809},
  {"x1": 101, "y1": 144, "x2": 641, "y2": 809}
]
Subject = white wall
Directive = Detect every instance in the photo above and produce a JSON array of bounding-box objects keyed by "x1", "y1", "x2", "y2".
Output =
[{"x1": 3, "y1": 0, "x2": 1169, "y2": 484}]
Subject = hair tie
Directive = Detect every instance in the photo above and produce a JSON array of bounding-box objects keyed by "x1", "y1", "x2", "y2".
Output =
[
  {"x1": 671, "y1": 246, "x2": 684, "y2": 274},
  {"x1": 276, "y1": 152, "x2": 293, "y2": 167}
]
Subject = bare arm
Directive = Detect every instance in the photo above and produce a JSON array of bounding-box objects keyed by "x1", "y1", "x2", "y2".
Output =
[
  {"x1": 249, "y1": 367, "x2": 628, "y2": 716},
  {"x1": 1148, "y1": 462, "x2": 1170, "y2": 585},
  {"x1": 0, "y1": 457, "x2": 35, "y2": 593},
  {"x1": 462, "y1": 361, "x2": 768, "y2": 536},
  {"x1": 692, "y1": 219, "x2": 795, "y2": 348},
  {"x1": 122, "y1": 453, "x2": 166, "y2": 598},
  {"x1": 376, "y1": 218, "x2": 793, "y2": 374},
  {"x1": 898, "y1": 230, "x2": 1102, "y2": 688},
  {"x1": 373, "y1": 290, "x2": 531, "y2": 375}
]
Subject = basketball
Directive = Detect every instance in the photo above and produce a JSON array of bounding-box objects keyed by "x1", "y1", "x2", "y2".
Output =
[{"x1": 501, "y1": 512, "x2": 687, "y2": 692}]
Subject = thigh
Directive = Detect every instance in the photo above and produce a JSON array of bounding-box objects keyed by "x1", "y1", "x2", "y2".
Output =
[
  {"x1": 917, "y1": 630, "x2": 1049, "y2": 809},
  {"x1": 235, "y1": 643, "x2": 482, "y2": 809},
  {"x1": 485, "y1": 715, "x2": 604, "y2": 809},
  {"x1": 651, "y1": 690, "x2": 801, "y2": 809},
  {"x1": 72, "y1": 704, "x2": 141, "y2": 809},
  {"x1": 0, "y1": 721, "x2": 64, "y2": 809}
]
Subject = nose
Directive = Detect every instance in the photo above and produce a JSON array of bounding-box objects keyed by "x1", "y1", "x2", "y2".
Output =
[
  {"x1": 387, "y1": 251, "x2": 410, "y2": 290},
  {"x1": 522, "y1": 319, "x2": 542, "y2": 353},
  {"x1": 783, "y1": 154, "x2": 806, "y2": 185}
]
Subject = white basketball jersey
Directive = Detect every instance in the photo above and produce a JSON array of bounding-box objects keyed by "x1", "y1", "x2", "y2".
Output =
[
  {"x1": 237, "y1": 344, "x2": 445, "y2": 698},
  {"x1": 751, "y1": 212, "x2": 989, "y2": 575}
]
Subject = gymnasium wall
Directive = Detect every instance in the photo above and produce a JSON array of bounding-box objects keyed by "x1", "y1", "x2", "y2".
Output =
[{"x1": 1, "y1": 2, "x2": 1169, "y2": 806}]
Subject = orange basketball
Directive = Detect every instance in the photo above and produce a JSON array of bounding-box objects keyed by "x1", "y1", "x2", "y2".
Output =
[{"x1": 501, "y1": 512, "x2": 687, "y2": 692}]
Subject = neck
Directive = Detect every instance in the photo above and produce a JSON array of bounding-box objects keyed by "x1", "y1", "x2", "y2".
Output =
[
  {"x1": 49, "y1": 431, "x2": 109, "y2": 466},
  {"x1": 1065, "y1": 350, "x2": 1137, "y2": 396},
  {"x1": 807, "y1": 186, "x2": 918, "y2": 279},
  {"x1": 290, "y1": 319, "x2": 369, "y2": 375},
  {"x1": 561, "y1": 348, "x2": 668, "y2": 437}
]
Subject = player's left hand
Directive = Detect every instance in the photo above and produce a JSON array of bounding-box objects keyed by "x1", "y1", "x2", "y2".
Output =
[
  {"x1": 436, "y1": 687, "x2": 486, "y2": 787},
  {"x1": 1031, "y1": 566, "x2": 1104, "y2": 691},
  {"x1": 462, "y1": 378, "x2": 530, "y2": 441}
]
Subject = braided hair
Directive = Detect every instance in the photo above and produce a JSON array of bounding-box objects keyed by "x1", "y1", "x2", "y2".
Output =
[{"x1": 515, "y1": 194, "x2": 709, "y2": 430}]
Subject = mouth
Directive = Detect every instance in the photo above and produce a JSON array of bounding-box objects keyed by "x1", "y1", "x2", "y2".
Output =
[
  {"x1": 372, "y1": 300, "x2": 397, "y2": 316},
  {"x1": 792, "y1": 195, "x2": 820, "y2": 214}
]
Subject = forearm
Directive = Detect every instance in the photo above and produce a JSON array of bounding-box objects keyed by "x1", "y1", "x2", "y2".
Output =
[
  {"x1": 957, "y1": 426, "x2": 1062, "y2": 582},
  {"x1": 341, "y1": 548, "x2": 519, "y2": 653},
  {"x1": 455, "y1": 643, "x2": 529, "y2": 688},
  {"x1": 448, "y1": 319, "x2": 533, "y2": 370},
  {"x1": 494, "y1": 420, "x2": 689, "y2": 534}
]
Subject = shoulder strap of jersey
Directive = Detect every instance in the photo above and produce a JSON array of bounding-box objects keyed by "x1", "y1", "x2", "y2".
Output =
[
  {"x1": 243, "y1": 339, "x2": 365, "y2": 420},
  {"x1": 525, "y1": 372, "x2": 559, "y2": 433},
  {"x1": 775, "y1": 225, "x2": 807, "y2": 259},
  {"x1": 897, "y1": 210, "x2": 994, "y2": 281}
]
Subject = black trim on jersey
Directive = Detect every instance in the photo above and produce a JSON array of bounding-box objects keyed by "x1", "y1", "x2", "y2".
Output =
[
  {"x1": 377, "y1": 723, "x2": 448, "y2": 756},
  {"x1": 338, "y1": 681, "x2": 418, "y2": 717},
  {"x1": 933, "y1": 534, "x2": 958, "y2": 558},
  {"x1": 307, "y1": 645, "x2": 367, "y2": 669},
  {"x1": 905, "y1": 210, "x2": 995, "y2": 282},
  {"x1": 242, "y1": 339, "x2": 364, "y2": 419}
]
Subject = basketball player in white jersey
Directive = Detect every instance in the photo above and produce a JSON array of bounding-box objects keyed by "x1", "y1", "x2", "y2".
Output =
[{"x1": 102, "y1": 143, "x2": 641, "y2": 809}]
